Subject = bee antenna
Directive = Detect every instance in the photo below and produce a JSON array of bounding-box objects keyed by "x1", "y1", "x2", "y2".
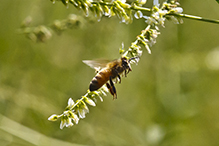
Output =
[{"x1": 128, "y1": 56, "x2": 140, "y2": 63}]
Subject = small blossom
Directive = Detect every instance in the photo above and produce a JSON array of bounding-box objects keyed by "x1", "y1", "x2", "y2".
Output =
[
  {"x1": 121, "y1": 14, "x2": 130, "y2": 24},
  {"x1": 71, "y1": 113, "x2": 79, "y2": 124},
  {"x1": 155, "y1": 25, "x2": 159, "y2": 30},
  {"x1": 102, "y1": 5, "x2": 111, "y2": 16},
  {"x1": 59, "y1": 111, "x2": 79, "y2": 129},
  {"x1": 153, "y1": 0, "x2": 160, "y2": 7},
  {"x1": 98, "y1": 93, "x2": 105, "y2": 102},
  {"x1": 99, "y1": 92, "x2": 106, "y2": 101},
  {"x1": 60, "y1": 116, "x2": 67, "y2": 129},
  {"x1": 145, "y1": 43, "x2": 151, "y2": 54},
  {"x1": 172, "y1": 7, "x2": 183, "y2": 14},
  {"x1": 151, "y1": 29, "x2": 160, "y2": 38},
  {"x1": 152, "y1": 12, "x2": 160, "y2": 20},
  {"x1": 48, "y1": 114, "x2": 59, "y2": 121},
  {"x1": 158, "y1": 10, "x2": 168, "y2": 16},
  {"x1": 68, "y1": 111, "x2": 79, "y2": 124},
  {"x1": 137, "y1": 48, "x2": 143, "y2": 56},
  {"x1": 78, "y1": 108, "x2": 86, "y2": 119},
  {"x1": 84, "y1": 96, "x2": 96, "y2": 106},
  {"x1": 34, "y1": 25, "x2": 52, "y2": 42},
  {"x1": 101, "y1": 85, "x2": 108, "y2": 93},
  {"x1": 77, "y1": 101, "x2": 89, "y2": 119},
  {"x1": 68, "y1": 98, "x2": 75, "y2": 108},
  {"x1": 63, "y1": 111, "x2": 69, "y2": 116},
  {"x1": 82, "y1": 101, "x2": 89, "y2": 111},
  {"x1": 142, "y1": 15, "x2": 149, "y2": 20},
  {"x1": 66, "y1": 118, "x2": 74, "y2": 127},
  {"x1": 136, "y1": 0, "x2": 147, "y2": 5},
  {"x1": 145, "y1": 17, "x2": 157, "y2": 25},
  {"x1": 134, "y1": 10, "x2": 143, "y2": 19}
]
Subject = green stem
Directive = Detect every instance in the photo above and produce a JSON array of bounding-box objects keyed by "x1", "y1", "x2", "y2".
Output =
[
  {"x1": 170, "y1": 13, "x2": 219, "y2": 24},
  {"x1": 131, "y1": 5, "x2": 151, "y2": 12}
]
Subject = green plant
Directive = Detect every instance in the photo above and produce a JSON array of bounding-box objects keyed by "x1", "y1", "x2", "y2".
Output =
[{"x1": 23, "y1": 0, "x2": 218, "y2": 129}]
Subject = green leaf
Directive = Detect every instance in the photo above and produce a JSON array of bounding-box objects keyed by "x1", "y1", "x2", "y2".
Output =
[{"x1": 216, "y1": 0, "x2": 219, "y2": 4}]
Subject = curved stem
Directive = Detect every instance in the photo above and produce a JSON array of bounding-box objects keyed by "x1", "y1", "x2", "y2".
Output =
[{"x1": 170, "y1": 13, "x2": 219, "y2": 24}]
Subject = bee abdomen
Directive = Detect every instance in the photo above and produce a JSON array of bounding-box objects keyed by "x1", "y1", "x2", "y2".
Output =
[{"x1": 89, "y1": 71, "x2": 109, "y2": 91}]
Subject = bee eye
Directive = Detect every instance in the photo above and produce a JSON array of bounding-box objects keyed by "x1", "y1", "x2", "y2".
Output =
[{"x1": 122, "y1": 60, "x2": 129, "y2": 68}]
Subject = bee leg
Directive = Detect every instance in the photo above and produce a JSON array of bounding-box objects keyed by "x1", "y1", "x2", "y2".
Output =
[
  {"x1": 106, "y1": 76, "x2": 117, "y2": 99},
  {"x1": 110, "y1": 76, "x2": 117, "y2": 99},
  {"x1": 106, "y1": 83, "x2": 114, "y2": 97},
  {"x1": 124, "y1": 69, "x2": 128, "y2": 77},
  {"x1": 117, "y1": 74, "x2": 121, "y2": 83},
  {"x1": 125, "y1": 70, "x2": 130, "y2": 77},
  {"x1": 114, "y1": 70, "x2": 121, "y2": 83},
  {"x1": 125, "y1": 67, "x2": 131, "y2": 77},
  {"x1": 106, "y1": 82, "x2": 117, "y2": 99}
]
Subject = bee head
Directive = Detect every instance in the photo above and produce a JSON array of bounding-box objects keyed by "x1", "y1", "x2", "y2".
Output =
[{"x1": 121, "y1": 57, "x2": 132, "y2": 72}]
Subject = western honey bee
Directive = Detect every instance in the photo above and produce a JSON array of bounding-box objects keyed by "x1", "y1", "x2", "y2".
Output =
[{"x1": 83, "y1": 57, "x2": 135, "y2": 99}]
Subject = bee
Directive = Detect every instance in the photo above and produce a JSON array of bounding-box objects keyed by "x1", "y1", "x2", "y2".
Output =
[{"x1": 83, "y1": 57, "x2": 136, "y2": 99}]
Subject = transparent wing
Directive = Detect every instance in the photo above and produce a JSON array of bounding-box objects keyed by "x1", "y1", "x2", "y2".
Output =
[{"x1": 82, "y1": 59, "x2": 110, "y2": 71}]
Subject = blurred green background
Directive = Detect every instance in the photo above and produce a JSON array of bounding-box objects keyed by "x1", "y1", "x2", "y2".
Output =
[{"x1": 0, "y1": 0, "x2": 219, "y2": 146}]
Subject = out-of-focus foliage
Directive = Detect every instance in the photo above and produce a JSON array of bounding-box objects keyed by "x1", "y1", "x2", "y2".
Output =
[
  {"x1": 19, "y1": 14, "x2": 84, "y2": 42},
  {"x1": 0, "y1": 0, "x2": 219, "y2": 146}
]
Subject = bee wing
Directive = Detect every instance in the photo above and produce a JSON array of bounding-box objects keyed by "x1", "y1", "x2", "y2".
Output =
[{"x1": 82, "y1": 59, "x2": 110, "y2": 71}]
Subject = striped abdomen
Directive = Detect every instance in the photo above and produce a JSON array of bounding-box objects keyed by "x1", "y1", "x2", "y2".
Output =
[{"x1": 89, "y1": 68, "x2": 112, "y2": 91}]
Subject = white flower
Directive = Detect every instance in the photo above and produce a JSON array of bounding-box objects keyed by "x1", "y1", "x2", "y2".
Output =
[
  {"x1": 158, "y1": 10, "x2": 168, "y2": 16},
  {"x1": 145, "y1": 43, "x2": 151, "y2": 54},
  {"x1": 84, "y1": 97, "x2": 96, "y2": 106},
  {"x1": 152, "y1": 12, "x2": 160, "y2": 20},
  {"x1": 78, "y1": 108, "x2": 86, "y2": 119},
  {"x1": 68, "y1": 98, "x2": 75, "y2": 109},
  {"x1": 157, "y1": 17, "x2": 165, "y2": 27},
  {"x1": 59, "y1": 110, "x2": 80, "y2": 129},
  {"x1": 153, "y1": 0, "x2": 160, "y2": 7},
  {"x1": 71, "y1": 113, "x2": 79, "y2": 124},
  {"x1": 144, "y1": 17, "x2": 157, "y2": 25},
  {"x1": 136, "y1": 0, "x2": 147, "y2": 5},
  {"x1": 66, "y1": 118, "x2": 74, "y2": 127},
  {"x1": 60, "y1": 117, "x2": 67, "y2": 129},
  {"x1": 134, "y1": 11, "x2": 143, "y2": 19},
  {"x1": 48, "y1": 114, "x2": 59, "y2": 121},
  {"x1": 172, "y1": 7, "x2": 183, "y2": 14}
]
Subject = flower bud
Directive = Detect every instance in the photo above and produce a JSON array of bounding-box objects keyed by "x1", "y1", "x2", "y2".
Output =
[{"x1": 48, "y1": 114, "x2": 59, "y2": 121}]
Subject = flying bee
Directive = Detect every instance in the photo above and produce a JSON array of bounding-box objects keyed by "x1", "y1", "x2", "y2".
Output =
[{"x1": 83, "y1": 57, "x2": 136, "y2": 99}]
